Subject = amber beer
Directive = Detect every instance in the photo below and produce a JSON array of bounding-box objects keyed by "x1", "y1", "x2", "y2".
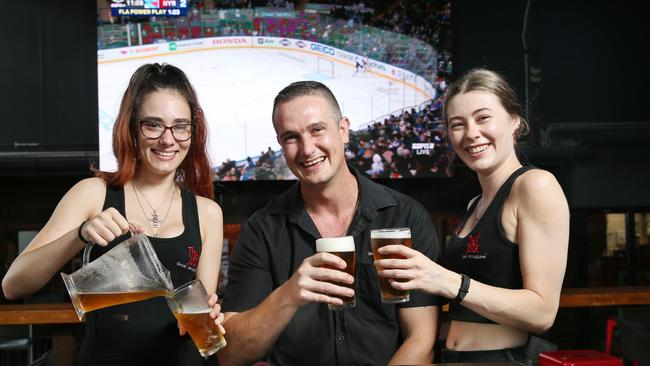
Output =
[
  {"x1": 77, "y1": 290, "x2": 170, "y2": 313},
  {"x1": 167, "y1": 279, "x2": 227, "y2": 358},
  {"x1": 371, "y1": 227, "x2": 412, "y2": 303},
  {"x1": 316, "y1": 236, "x2": 356, "y2": 310},
  {"x1": 173, "y1": 310, "x2": 226, "y2": 358}
]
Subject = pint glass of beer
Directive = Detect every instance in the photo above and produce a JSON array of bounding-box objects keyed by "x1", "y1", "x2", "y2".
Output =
[
  {"x1": 370, "y1": 227, "x2": 412, "y2": 303},
  {"x1": 166, "y1": 280, "x2": 226, "y2": 358},
  {"x1": 315, "y1": 236, "x2": 356, "y2": 310}
]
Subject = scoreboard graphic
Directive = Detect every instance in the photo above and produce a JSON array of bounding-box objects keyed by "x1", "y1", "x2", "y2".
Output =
[{"x1": 110, "y1": 0, "x2": 188, "y2": 16}]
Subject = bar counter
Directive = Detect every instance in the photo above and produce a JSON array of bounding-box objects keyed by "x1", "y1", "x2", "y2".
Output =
[
  {"x1": 0, "y1": 303, "x2": 79, "y2": 325},
  {"x1": 2, "y1": 286, "x2": 650, "y2": 326},
  {"x1": 559, "y1": 286, "x2": 650, "y2": 307},
  {"x1": 2, "y1": 286, "x2": 649, "y2": 365},
  {"x1": 0, "y1": 303, "x2": 80, "y2": 366}
]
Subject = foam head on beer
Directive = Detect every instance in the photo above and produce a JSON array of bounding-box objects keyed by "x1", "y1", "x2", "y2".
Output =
[
  {"x1": 370, "y1": 227, "x2": 411, "y2": 240},
  {"x1": 315, "y1": 236, "x2": 357, "y2": 310},
  {"x1": 316, "y1": 236, "x2": 355, "y2": 253}
]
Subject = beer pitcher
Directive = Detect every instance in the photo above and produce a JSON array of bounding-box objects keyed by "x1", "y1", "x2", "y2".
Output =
[{"x1": 61, "y1": 233, "x2": 174, "y2": 320}]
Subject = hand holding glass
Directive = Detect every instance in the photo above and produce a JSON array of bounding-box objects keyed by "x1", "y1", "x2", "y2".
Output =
[
  {"x1": 166, "y1": 279, "x2": 226, "y2": 358},
  {"x1": 315, "y1": 236, "x2": 356, "y2": 310},
  {"x1": 371, "y1": 227, "x2": 412, "y2": 303}
]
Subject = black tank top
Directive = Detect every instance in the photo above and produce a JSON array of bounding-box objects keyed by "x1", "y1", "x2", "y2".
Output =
[
  {"x1": 445, "y1": 166, "x2": 533, "y2": 323},
  {"x1": 78, "y1": 185, "x2": 204, "y2": 366}
]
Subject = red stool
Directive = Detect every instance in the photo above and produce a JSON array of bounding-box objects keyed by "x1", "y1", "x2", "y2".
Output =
[{"x1": 540, "y1": 350, "x2": 622, "y2": 366}]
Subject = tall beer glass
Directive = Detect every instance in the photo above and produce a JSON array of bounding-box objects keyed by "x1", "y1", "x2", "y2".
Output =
[
  {"x1": 371, "y1": 227, "x2": 412, "y2": 303},
  {"x1": 315, "y1": 236, "x2": 356, "y2": 310},
  {"x1": 166, "y1": 280, "x2": 226, "y2": 358}
]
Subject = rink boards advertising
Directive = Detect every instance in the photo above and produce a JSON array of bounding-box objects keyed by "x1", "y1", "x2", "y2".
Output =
[{"x1": 110, "y1": 0, "x2": 188, "y2": 17}]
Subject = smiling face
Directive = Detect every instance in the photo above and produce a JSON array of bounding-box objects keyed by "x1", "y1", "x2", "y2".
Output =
[
  {"x1": 274, "y1": 94, "x2": 350, "y2": 187},
  {"x1": 446, "y1": 90, "x2": 520, "y2": 174},
  {"x1": 135, "y1": 88, "x2": 192, "y2": 178}
]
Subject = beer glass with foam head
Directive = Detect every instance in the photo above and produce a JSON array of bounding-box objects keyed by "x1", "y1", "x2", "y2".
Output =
[
  {"x1": 370, "y1": 227, "x2": 412, "y2": 303},
  {"x1": 166, "y1": 280, "x2": 226, "y2": 358},
  {"x1": 315, "y1": 236, "x2": 356, "y2": 310}
]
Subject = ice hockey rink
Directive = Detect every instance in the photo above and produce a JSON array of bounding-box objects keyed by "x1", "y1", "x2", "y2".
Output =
[{"x1": 98, "y1": 39, "x2": 435, "y2": 171}]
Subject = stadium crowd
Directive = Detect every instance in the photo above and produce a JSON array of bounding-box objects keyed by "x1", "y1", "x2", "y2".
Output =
[
  {"x1": 346, "y1": 100, "x2": 451, "y2": 179},
  {"x1": 328, "y1": 0, "x2": 452, "y2": 83},
  {"x1": 214, "y1": 96, "x2": 451, "y2": 181}
]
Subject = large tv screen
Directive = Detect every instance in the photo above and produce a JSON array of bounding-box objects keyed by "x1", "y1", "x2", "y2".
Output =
[{"x1": 97, "y1": 1, "x2": 452, "y2": 180}]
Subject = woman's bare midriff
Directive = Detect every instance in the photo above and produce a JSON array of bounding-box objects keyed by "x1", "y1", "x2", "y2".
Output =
[{"x1": 445, "y1": 320, "x2": 528, "y2": 351}]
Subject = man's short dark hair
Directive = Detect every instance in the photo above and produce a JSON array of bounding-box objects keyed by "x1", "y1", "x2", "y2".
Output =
[{"x1": 272, "y1": 81, "x2": 343, "y2": 128}]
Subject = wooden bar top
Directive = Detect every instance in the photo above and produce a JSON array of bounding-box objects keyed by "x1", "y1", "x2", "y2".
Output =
[
  {"x1": 0, "y1": 303, "x2": 81, "y2": 325},
  {"x1": 559, "y1": 286, "x2": 650, "y2": 308},
  {"x1": 1, "y1": 286, "x2": 649, "y2": 325}
]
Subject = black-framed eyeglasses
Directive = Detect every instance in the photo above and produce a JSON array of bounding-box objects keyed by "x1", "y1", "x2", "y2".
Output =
[{"x1": 139, "y1": 120, "x2": 194, "y2": 142}]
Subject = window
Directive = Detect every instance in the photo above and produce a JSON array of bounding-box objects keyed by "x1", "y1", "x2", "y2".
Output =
[{"x1": 600, "y1": 213, "x2": 650, "y2": 286}]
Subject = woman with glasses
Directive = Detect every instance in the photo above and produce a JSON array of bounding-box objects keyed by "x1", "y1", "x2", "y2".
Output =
[
  {"x1": 2, "y1": 63, "x2": 225, "y2": 365},
  {"x1": 374, "y1": 68, "x2": 570, "y2": 363}
]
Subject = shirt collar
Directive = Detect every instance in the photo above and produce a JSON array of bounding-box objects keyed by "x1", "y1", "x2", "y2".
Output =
[{"x1": 266, "y1": 166, "x2": 397, "y2": 238}]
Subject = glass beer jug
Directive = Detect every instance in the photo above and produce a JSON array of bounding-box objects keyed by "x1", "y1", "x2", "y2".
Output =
[{"x1": 61, "y1": 233, "x2": 174, "y2": 320}]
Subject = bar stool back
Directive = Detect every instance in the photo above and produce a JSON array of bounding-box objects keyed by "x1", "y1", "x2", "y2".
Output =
[
  {"x1": 617, "y1": 317, "x2": 650, "y2": 366},
  {"x1": 0, "y1": 324, "x2": 32, "y2": 366}
]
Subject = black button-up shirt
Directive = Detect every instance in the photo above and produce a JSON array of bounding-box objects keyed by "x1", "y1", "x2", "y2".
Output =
[{"x1": 223, "y1": 171, "x2": 443, "y2": 366}]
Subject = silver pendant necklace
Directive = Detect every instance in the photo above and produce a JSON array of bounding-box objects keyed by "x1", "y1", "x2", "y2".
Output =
[{"x1": 132, "y1": 180, "x2": 176, "y2": 236}]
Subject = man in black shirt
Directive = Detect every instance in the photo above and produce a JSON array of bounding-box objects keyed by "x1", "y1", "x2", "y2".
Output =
[{"x1": 219, "y1": 81, "x2": 442, "y2": 366}]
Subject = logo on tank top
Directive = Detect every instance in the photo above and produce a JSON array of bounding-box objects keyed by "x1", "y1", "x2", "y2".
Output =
[
  {"x1": 462, "y1": 232, "x2": 487, "y2": 260},
  {"x1": 176, "y1": 245, "x2": 199, "y2": 272}
]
